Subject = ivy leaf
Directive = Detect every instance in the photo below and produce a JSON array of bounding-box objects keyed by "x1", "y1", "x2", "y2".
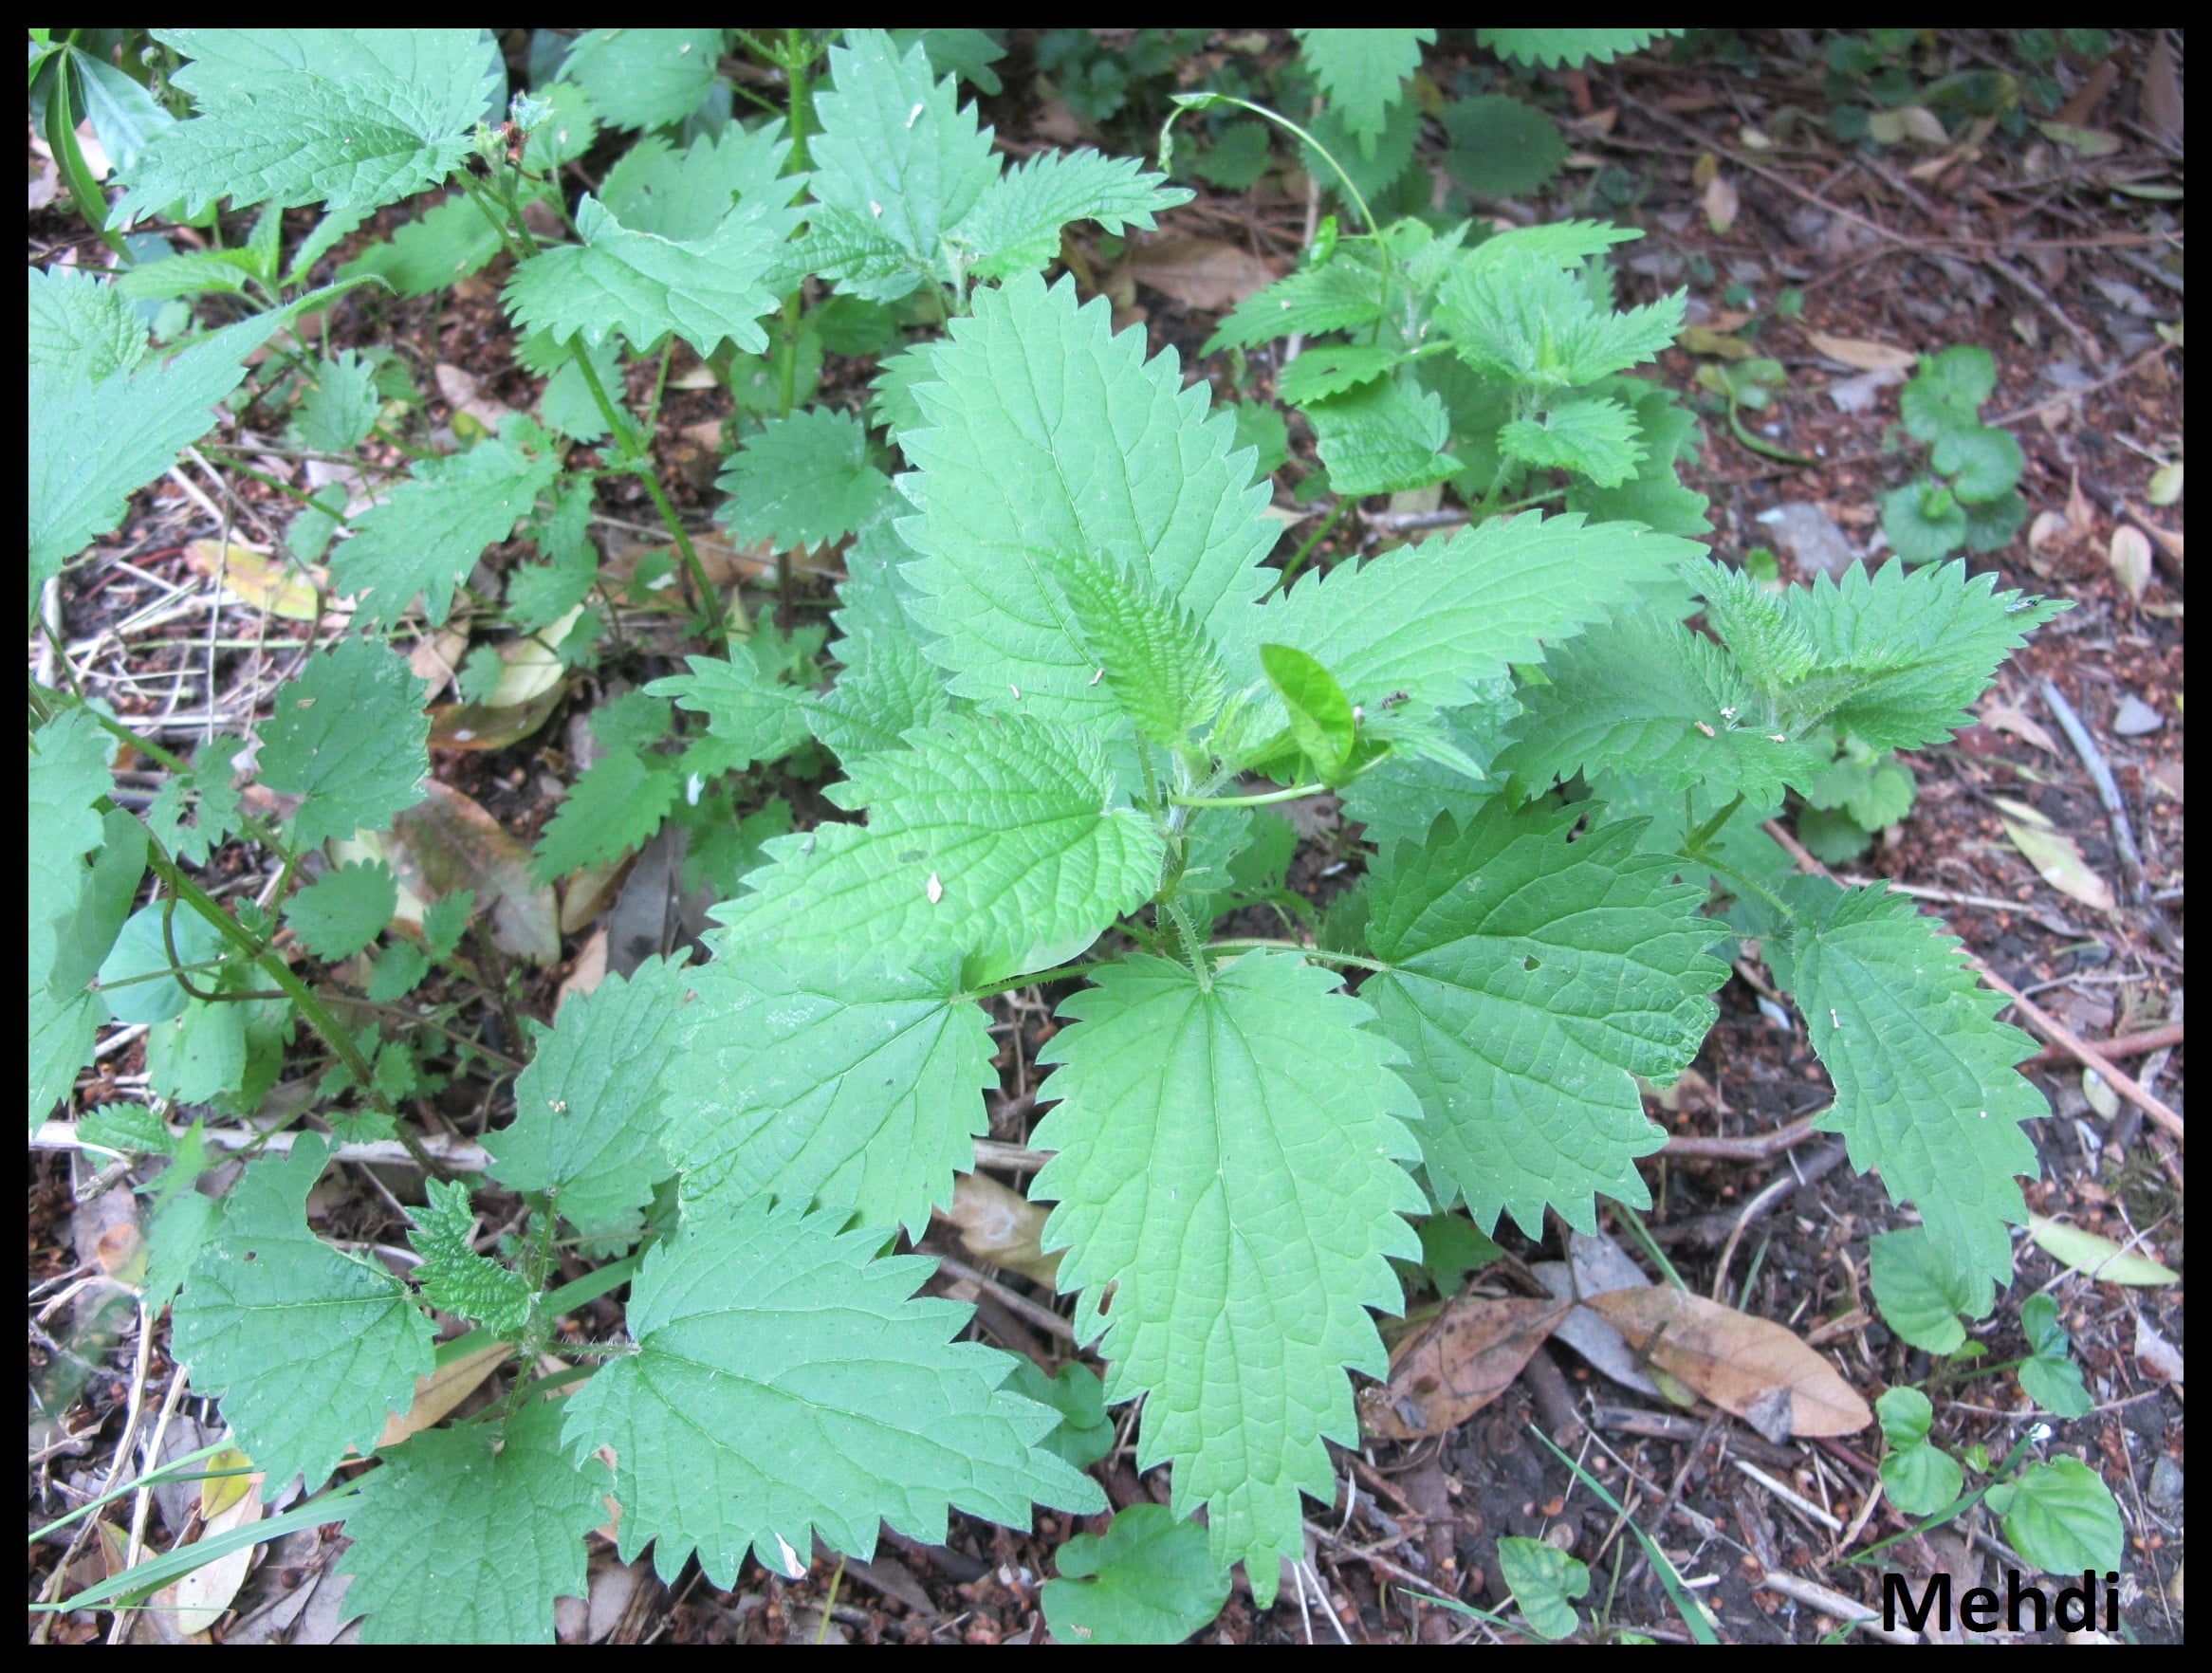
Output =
[
  {"x1": 1931, "y1": 424, "x2": 2025, "y2": 504},
  {"x1": 172, "y1": 1134, "x2": 436, "y2": 1496},
  {"x1": 1294, "y1": 29, "x2": 1433, "y2": 157},
  {"x1": 1781, "y1": 884, "x2": 2043, "y2": 1304},
  {"x1": 283, "y1": 858, "x2": 397, "y2": 961},
  {"x1": 717, "y1": 408, "x2": 893, "y2": 553},
  {"x1": 1497, "y1": 1534, "x2": 1590, "y2": 1641},
  {"x1": 561, "y1": 1197, "x2": 1102, "y2": 1587},
  {"x1": 1260, "y1": 512, "x2": 1700, "y2": 710},
  {"x1": 1881, "y1": 480, "x2": 1966, "y2": 563},
  {"x1": 338, "y1": 1397, "x2": 609, "y2": 1645},
  {"x1": 402, "y1": 1177, "x2": 534, "y2": 1335},
  {"x1": 1305, "y1": 377, "x2": 1462, "y2": 497},
  {"x1": 116, "y1": 28, "x2": 499, "y2": 223},
  {"x1": 1899, "y1": 344, "x2": 1996, "y2": 442},
  {"x1": 505, "y1": 194, "x2": 782, "y2": 359},
  {"x1": 1029, "y1": 951, "x2": 1425, "y2": 1600},
  {"x1": 721, "y1": 712, "x2": 1164, "y2": 976},
  {"x1": 1362, "y1": 802, "x2": 1725, "y2": 1238},
  {"x1": 1041, "y1": 1504, "x2": 1231, "y2": 1645},
  {"x1": 956, "y1": 149, "x2": 1192, "y2": 281},
  {"x1": 486, "y1": 956, "x2": 688, "y2": 1246},
  {"x1": 257, "y1": 637, "x2": 430, "y2": 849},
  {"x1": 1440, "y1": 95, "x2": 1568, "y2": 198},
  {"x1": 1876, "y1": 1388, "x2": 1964, "y2": 1517},
  {"x1": 2018, "y1": 1294, "x2": 2094, "y2": 1418},
  {"x1": 1005, "y1": 1361, "x2": 1115, "y2": 1469},
  {"x1": 557, "y1": 28, "x2": 724, "y2": 132},
  {"x1": 1868, "y1": 1228, "x2": 1983, "y2": 1353},
  {"x1": 1498, "y1": 395, "x2": 1644, "y2": 487},
  {"x1": 529, "y1": 751, "x2": 679, "y2": 883},
  {"x1": 900, "y1": 274, "x2": 1277, "y2": 731},
  {"x1": 1495, "y1": 612, "x2": 1829, "y2": 804},
  {"x1": 332, "y1": 425, "x2": 561, "y2": 626},
  {"x1": 660, "y1": 948, "x2": 992, "y2": 1239}
]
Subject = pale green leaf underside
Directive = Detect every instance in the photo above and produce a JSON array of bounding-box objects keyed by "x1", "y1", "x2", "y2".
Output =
[
  {"x1": 505, "y1": 195, "x2": 780, "y2": 358},
  {"x1": 1294, "y1": 29, "x2": 1435, "y2": 151},
  {"x1": 1305, "y1": 377, "x2": 1460, "y2": 497},
  {"x1": 256, "y1": 637, "x2": 430, "y2": 849},
  {"x1": 1363, "y1": 803, "x2": 1725, "y2": 1239},
  {"x1": 487, "y1": 956, "x2": 688, "y2": 1244},
  {"x1": 332, "y1": 432, "x2": 560, "y2": 626},
  {"x1": 172, "y1": 1135, "x2": 435, "y2": 1496},
  {"x1": 562, "y1": 1198, "x2": 1102, "y2": 1588},
  {"x1": 1258, "y1": 511, "x2": 1702, "y2": 709},
  {"x1": 900, "y1": 274, "x2": 1277, "y2": 730},
  {"x1": 1787, "y1": 885, "x2": 2043, "y2": 1296},
  {"x1": 1496, "y1": 611, "x2": 1828, "y2": 802},
  {"x1": 718, "y1": 712, "x2": 1163, "y2": 974},
  {"x1": 340, "y1": 1397, "x2": 609, "y2": 1645},
  {"x1": 1030, "y1": 952, "x2": 1424, "y2": 1600},
  {"x1": 661, "y1": 948, "x2": 991, "y2": 1238}
]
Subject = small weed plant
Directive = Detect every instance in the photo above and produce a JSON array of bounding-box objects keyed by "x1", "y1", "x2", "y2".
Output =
[{"x1": 29, "y1": 28, "x2": 2114, "y2": 1643}]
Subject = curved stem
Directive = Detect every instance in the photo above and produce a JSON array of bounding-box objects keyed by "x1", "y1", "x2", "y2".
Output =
[{"x1": 1171, "y1": 781, "x2": 1327, "y2": 808}]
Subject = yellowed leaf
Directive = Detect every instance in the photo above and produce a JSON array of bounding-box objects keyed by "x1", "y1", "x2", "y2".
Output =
[
  {"x1": 1981, "y1": 702, "x2": 2059, "y2": 754},
  {"x1": 1702, "y1": 173, "x2": 1740, "y2": 234},
  {"x1": 1583, "y1": 1285, "x2": 1871, "y2": 1440},
  {"x1": 1360, "y1": 1295, "x2": 1571, "y2": 1440},
  {"x1": 1996, "y1": 800, "x2": 2116, "y2": 912},
  {"x1": 184, "y1": 539, "x2": 329, "y2": 621},
  {"x1": 1802, "y1": 330, "x2": 1918, "y2": 373},
  {"x1": 1124, "y1": 234, "x2": 1277, "y2": 313},
  {"x1": 939, "y1": 1172, "x2": 1060, "y2": 1289},
  {"x1": 2109, "y1": 524, "x2": 2153, "y2": 598},
  {"x1": 1678, "y1": 323, "x2": 1754, "y2": 360}
]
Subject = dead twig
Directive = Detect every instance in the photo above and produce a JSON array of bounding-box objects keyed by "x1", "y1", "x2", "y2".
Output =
[
  {"x1": 2037, "y1": 677, "x2": 2148, "y2": 904},
  {"x1": 1662, "y1": 1112, "x2": 1822, "y2": 1161}
]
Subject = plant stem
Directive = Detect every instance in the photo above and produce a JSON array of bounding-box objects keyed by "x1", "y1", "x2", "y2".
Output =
[
  {"x1": 1171, "y1": 781, "x2": 1328, "y2": 808},
  {"x1": 1204, "y1": 938, "x2": 1393, "y2": 974},
  {"x1": 1269, "y1": 498, "x2": 1351, "y2": 598}
]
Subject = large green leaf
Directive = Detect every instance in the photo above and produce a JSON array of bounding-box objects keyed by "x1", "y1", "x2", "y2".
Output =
[
  {"x1": 338, "y1": 1397, "x2": 609, "y2": 1645},
  {"x1": 900, "y1": 274, "x2": 1277, "y2": 730},
  {"x1": 660, "y1": 948, "x2": 992, "y2": 1238},
  {"x1": 28, "y1": 708, "x2": 120, "y2": 1130},
  {"x1": 1779, "y1": 884, "x2": 2043, "y2": 1304},
  {"x1": 117, "y1": 28, "x2": 498, "y2": 222},
  {"x1": 1203, "y1": 252, "x2": 1387, "y2": 355},
  {"x1": 172, "y1": 1135, "x2": 436, "y2": 1495},
  {"x1": 1028, "y1": 951, "x2": 1424, "y2": 1600},
  {"x1": 256, "y1": 637, "x2": 429, "y2": 849},
  {"x1": 557, "y1": 28, "x2": 724, "y2": 132},
  {"x1": 1258, "y1": 512, "x2": 1701, "y2": 710},
  {"x1": 718, "y1": 711, "x2": 1164, "y2": 974},
  {"x1": 1362, "y1": 802, "x2": 1725, "y2": 1238},
  {"x1": 804, "y1": 521, "x2": 951, "y2": 762},
  {"x1": 561, "y1": 1197, "x2": 1102, "y2": 1587},
  {"x1": 26, "y1": 265, "x2": 144, "y2": 382},
  {"x1": 1293, "y1": 29, "x2": 1435, "y2": 157}
]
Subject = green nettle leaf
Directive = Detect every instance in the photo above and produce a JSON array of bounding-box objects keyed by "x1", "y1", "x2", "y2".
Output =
[
  {"x1": 1261, "y1": 512, "x2": 1702, "y2": 710},
  {"x1": 292, "y1": 349, "x2": 382, "y2": 454},
  {"x1": 661, "y1": 948, "x2": 991, "y2": 1238},
  {"x1": 1440, "y1": 94, "x2": 1569, "y2": 198},
  {"x1": 1498, "y1": 396, "x2": 1644, "y2": 487},
  {"x1": 717, "y1": 408, "x2": 893, "y2": 553},
  {"x1": 808, "y1": 29, "x2": 1000, "y2": 288},
  {"x1": 1203, "y1": 254, "x2": 1387, "y2": 355},
  {"x1": 1339, "y1": 690, "x2": 1515, "y2": 849},
  {"x1": 562, "y1": 1197, "x2": 1102, "y2": 1587},
  {"x1": 1275, "y1": 342, "x2": 1400, "y2": 408},
  {"x1": 1496, "y1": 613, "x2": 1828, "y2": 804},
  {"x1": 901, "y1": 274, "x2": 1278, "y2": 728},
  {"x1": 1998, "y1": 1458, "x2": 2123, "y2": 1576},
  {"x1": 599, "y1": 125, "x2": 801, "y2": 244},
  {"x1": 1300, "y1": 89, "x2": 1423, "y2": 204},
  {"x1": 172, "y1": 1135, "x2": 436, "y2": 1496},
  {"x1": 1305, "y1": 377, "x2": 1462, "y2": 497},
  {"x1": 1261, "y1": 643, "x2": 1357, "y2": 779},
  {"x1": 486, "y1": 956, "x2": 688, "y2": 1245},
  {"x1": 804, "y1": 523, "x2": 952, "y2": 762},
  {"x1": 530, "y1": 750, "x2": 679, "y2": 882},
  {"x1": 650, "y1": 632, "x2": 820, "y2": 771},
  {"x1": 402, "y1": 1177, "x2": 534, "y2": 1336},
  {"x1": 1565, "y1": 380, "x2": 1711, "y2": 537},
  {"x1": 1029, "y1": 952, "x2": 1425, "y2": 1600},
  {"x1": 339, "y1": 190, "x2": 524, "y2": 298},
  {"x1": 27, "y1": 265, "x2": 146, "y2": 382},
  {"x1": 338, "y1": 1397, "x2": 609, "y2": 1645},
  {"x1": 332, "y1": 425, "x2": 562, "y2": 626},
  {"x1": 1478, "y1": 28, "x2": 1675, "y2": 67},
  {"x1": 78, "y1": 1101, "x2": 175, "y2": 1157},
  {"x1": 1041, "y1": 1504, "x2": 1232, "y2": 1645},
  {"x1": 1363, "y1": 802, "x2": 1725, "y2": 1238},
  {"x1": 1056, "y1": 550, "x2": 1228, "y2": 746},
  {"x1": 558, "y1": 28, "x2": 725, "y2": 132},
  {"x1": 505, "y1": 194, "x2": 782, "y2": 359},
  {"x1": 28, "y1": 708, "x2": 121, "y2": 1128},
  {"x1": 721, "y1": 712, "x2": 1164, "y2": 975},
  {"x1": 283, "y1": 858, "x2": 397, "y2": 960},
  {"x1": 117, "y1": 28, "x2": 500, "y2": 224},
  {"x1": 1699, "y1": 561, "x2": 1816, "y2": 694},
  {"x1": 956, "y1": 149, "x2": 1193, "y2": 281},
  {"x1": 257, "y1": 637, "x2": 430, "y2": 849},
  {"x1": 1437, "y1": 250, "x2": 1685, "y2": 391},
  {"x1": 1783, "y1": 884, "x2": 2043, "y2": 1301},
  {"x1": 1899, "y1": 344, "x2": 1997, "y2": 443},
  {"x1": 1293, "y1": 29, "x2": 1434, "y2": 156}
]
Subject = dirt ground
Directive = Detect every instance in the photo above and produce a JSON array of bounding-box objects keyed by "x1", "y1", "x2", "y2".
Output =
[{"x1": 28, "y1": 28, "x2": 2183, "y2": 1645}]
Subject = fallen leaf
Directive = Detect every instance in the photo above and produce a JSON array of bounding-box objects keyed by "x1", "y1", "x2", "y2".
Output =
[
  {"x1": 435, "y1": 362, "x2": 518, "y2": 436},
  {"x1": 556, "y1": 925, "x2": 610, "y2": 1012},
  {"x1": 1996, "y1": 800, "x2": 2116, "y2": 912},
  {"x1": 1123, "y1": 234, "x2": 1276, "y2": 313},
  {"x1": 1826, "y1": 366, "x2": 1905, "y2": 414},
  {"x1": 1582, "y1": 1285, "x2": 1872, "y2": 1439},
  {"x1": 2108, "y1": 524, "x2": 2153, "y2": 599},
  {"x1": 1702, "y1": 173, "x2": 1739, "y2": 235},
  {"x1": 2135, "y1": 1316, "x2": 2184, "y2": 1382},
  {"x1": 1532, "y1": 1229, "x2": 1661, "y2": 1397},
  {"x1": 1361, "y1": 1295, "x2": 1571, "y2": 1440},
  {"x1": 1678, "y1": 323, "x2": 1754, "y2": 360},
  {"x1": 1802, "y1": 330, "x2": 1917, "y2": 372},
  {"x1": 377, "y1": 1338, "x2": 513, "y2": 1447},
  {"x1": 2138, "y1": 33, "x2": 2183, "y2": 149},
  {"x1": 1892, "y1": 105, "x2": 1948, "y2": 146},
  {"x1": 384, "y1": 781, "x2": 560, "y2": 964},
  {"x1": 2080, "y1": 1068, "x2": 2121, "y2": 1120},
  {"x1": 1981, "y1": 702, "x2": 2060, "y2": 754},
  {"x1": 2036, "y1": 120, "x2": 2124, "y2": 157},
  {"x1": 428, "y1": 611, "x2": 577, "y2": 751},
  {"x1": 2146, "y1": 461, "x2": 2183, "y2": 507},
  {"x1": 939, "y1": 1171, "x2": 1060, "y2": 1289},
  {"x1": 183, "y1": 538, "x2": 330, "y2": 621},
  {"x1": 2027, "y1": 1214, "x2": 2179, "y2": 1286},
  {"x1": 156, "y1": 1449, "x2": 265, "y2": 1636}
]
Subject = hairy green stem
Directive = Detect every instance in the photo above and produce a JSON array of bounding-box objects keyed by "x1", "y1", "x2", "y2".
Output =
[
  {"x1": 1171, "y1": 781, "x2": 1327, "y2": 808},
  {"x1": 1204, "y1": 937, "x2": 1392, "y2": 975}
]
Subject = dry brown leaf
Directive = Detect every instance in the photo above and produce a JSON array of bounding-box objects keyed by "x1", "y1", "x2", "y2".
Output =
[
  {"x1": 155, "y1": 1448, "x2": 264, "y2": 1636},
  {"x1": 1702, "y1": 173, "x2": 1740, "y2": 235},
  {"x1": 1359, "y1": 1295, "x2": 1571, "y2": 1440},
  {"x1": 2108, "y1": 524, "x2": 2153, "y2": 599},
  {"x1": 1802, "y1": 330, "x2": 1918, "y2": 373},
  {"x1": 376, "y1": 1338, "x2": 512, "y2": 1448},
  {"x1": 939, "y1": 1172, "x2": 1060, "y2": 1289},
  {"x1": 2140, "y1": 33, "x2": 2183, "y2": 147},
  {"x1": 1981, "y1": 702, "x2": 2060, "y2": 754},
  {"x1": 1995, "y1": 796, "x2": 2117, "y2": 912},
  {"x1": 184, "y1": 538, "x2": 330, "y2": 621},
  {"x1": 385, "y1": 781, "x2": 560, "y2": 963},
  {"x1": 1124, "y1": 234, "x2": 1276, "y2": 313},
  {"x1": 1582, "y1": 1285, "x2": 1871, "y2": 1440},
  {"x1": 556, "y1": 925, "x2": 611, "y2": 1012}
]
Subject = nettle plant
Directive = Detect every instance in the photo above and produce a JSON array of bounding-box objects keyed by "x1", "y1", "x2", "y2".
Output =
[{"x1": 30, "y1": 26, "x2": 2078, "y2": 1643}]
